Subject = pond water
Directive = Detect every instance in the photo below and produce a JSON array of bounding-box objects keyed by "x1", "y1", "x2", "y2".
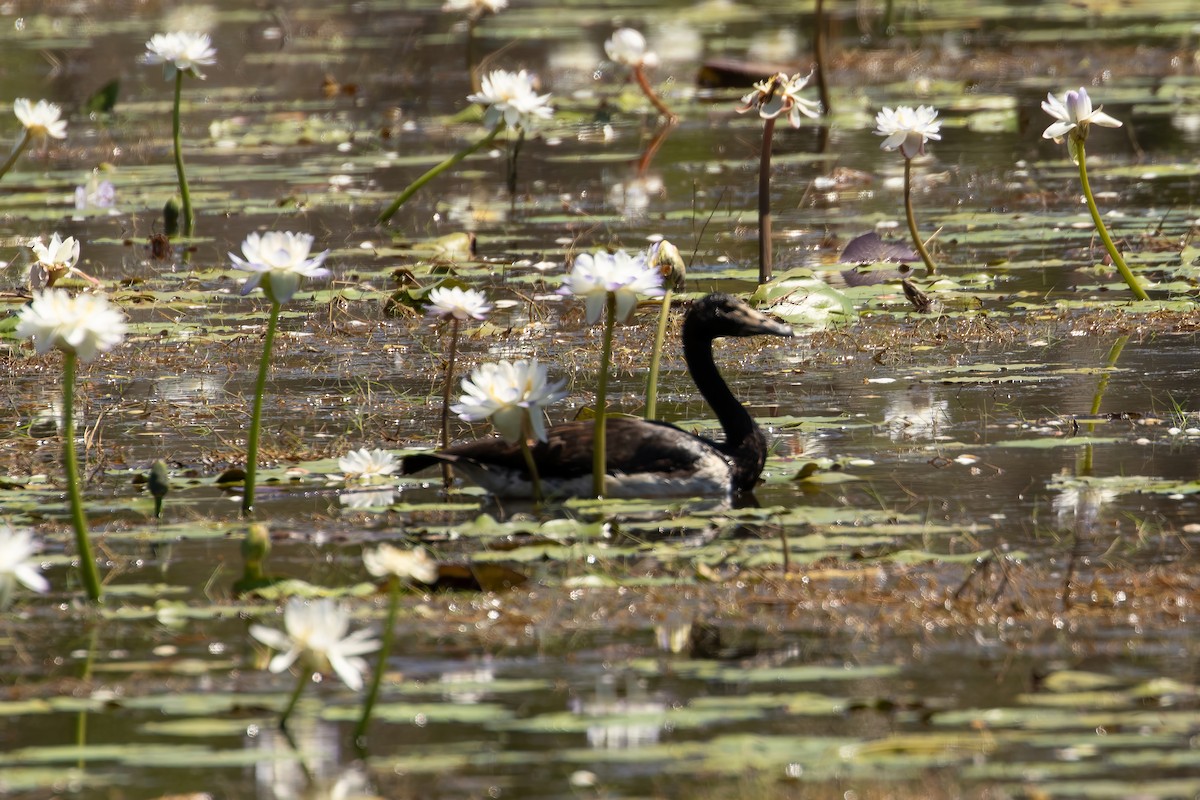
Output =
[{"x1": 3, "y1": 0, "x2": 1200, "y2": 798}]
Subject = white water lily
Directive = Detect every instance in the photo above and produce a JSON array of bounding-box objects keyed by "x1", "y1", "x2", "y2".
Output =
[
  {"x1": 467, "y1": 69, "x2": 554, "y2": 130},
  {"x1": 249, "y1": 598, "x2": 380, "y2": 692},
  {"x1": 229, "y1": 231, "x2": 331, "y2": 305},
  {"x1": 142, "y1": 31, "x2": 217, "y2": 79},
  {"x1": 338, "y1": 448, "x2": 398, "y2": 482},
  {"x1": 363, "y1": 543, "x2": 439, "y2": 584},
  {"x1": 16, "y1": 289, "x2": 127, "y2": 362},
  {"x1": 426, "y1": 286, "x2": 492, "y2": 321},
  {"x1": 0, "y1": 525, "x2": 50, "y2": 608},
  {"x1": 605, "y1": 27, "x2": 658, "y2": 69},
  {"x1": 451, "y1": 358, "x2": 566, "y2": 443},
  {"x1": 29, "y1": 233, "x2": 83, "y2": 288},
  {"x1": 559, "y1": 249, "x2": 665, "y2": 324},
  {"x1": 737, "y1": 71, "x2": 821, "y2": 129},
  {"x1": 875, "y1": 105, "x2": 942, "y2": 159},
  {"x1": 1042, "y1": 87, "x2": 1122, "y2": 144},
  {"x1": 13, "y1": 99, "x2": 67, "y2": 140},
  {"x1": 442, "y1": 0, "x2": 507, "y2": 16}
]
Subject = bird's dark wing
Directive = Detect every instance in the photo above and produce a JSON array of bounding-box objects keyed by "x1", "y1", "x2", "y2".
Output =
[{"x1": 402, "y1": 417, "x2": 723, "y2": 481}]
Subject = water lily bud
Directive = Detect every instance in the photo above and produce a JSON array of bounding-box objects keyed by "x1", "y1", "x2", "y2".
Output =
[
  {"x1": 163, "y1": 195, "x2": 182, "y2": 236},
  {"x1": 149, "y1": 460, "x2": 170, "y2": 518},
  {"x1": 242, "y1": 522, "x2": 271, "y2": 571}
]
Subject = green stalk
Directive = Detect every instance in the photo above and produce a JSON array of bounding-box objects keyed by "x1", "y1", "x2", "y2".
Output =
[
  {"x1": 507, "y1": 126, "x2": 525, "y2": 197},
  {"x1": 278, "y1": 666, "x2": 308, "y2": 732},
  {"x1": 758, "y1": 117, "x2": 776, "y2": 285},
  {"x1": 1075, "y1": 139, "x2": 1148, "y2": 301},
  {"x1": 644, "y1": 289, "x2": 673, "y2": 420},
  {"x1": 1090, "y1": 335, "x2": 1129, "y2": 416},
  {"x1": 243, "y1": 301, "x2": 281, "y2": 516},
  {"x1": 172, "y1": 71, "x2": 194, "y2": 238},
  {"x1": 592, "y1": 294, "x2": 616, "y2": 498},
  {"x1": 440, "y1": 318, "x2": 460, "y2": 489},
  {"x1": 0, "y1": 129, "x2": 31, "y2": 184},
  {"x1": 62, "y1": 352, "x2": 103, "y2": 604},
  {"x1": 519, "y1": 432, "x2": 543, "y2": 506},
  {"x1": 378, "y1": 122, "x2": 503, "y2": 224},
  {"x1": 903, "y1": 157, "x2": 938, "y2": 277},
  {"x1": 355, "y1": 577, "x2": 400, "y2": 743}
]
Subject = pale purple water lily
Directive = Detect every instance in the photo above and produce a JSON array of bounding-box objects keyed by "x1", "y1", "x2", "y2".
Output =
[
  {"x1": 1041, "y1": 87, "x2": 1122, "y2": 144},
  {"x1": 229, "y1": 231, "x2": 331, "y2": 305},
  {"x1": 559, "y1": 250, "x2": 665, "y2": 325}
]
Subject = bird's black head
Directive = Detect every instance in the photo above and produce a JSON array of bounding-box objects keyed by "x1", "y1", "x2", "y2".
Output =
[{"x1": 685, "y1": 293, "x2": 794, "y2": 340}]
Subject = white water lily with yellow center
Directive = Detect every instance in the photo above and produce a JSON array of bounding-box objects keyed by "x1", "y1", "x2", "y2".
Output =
[
  {"x1": 142, "y1": 31, "x2": 217, "y2": 79},
  {"x1": 468, "y1": 69, "x2": 554, "y2": 130},
  {"x1": 875, "y1": 104, "x2": 942, "y2": 159},
  {"x1": 13, "y1": 99, "x2": 67, "y2": 140},
  {"x1": 0, "y1": 525, "x2": 49, "y2": 608},
  {"x1": 249, "y1": 598, "x2": 380, "y2": 691},
  {"x1": 426, "y1": 286, "x2": 492, "y2": 321},
  {"x1": 452, "y1": 358, "x2": 566, "y2": 443},
  {"x1": 338, "y1": 448, "x2": 398, "y2": 483},
  {"x1": 16, "y1": 289, "x2": 127, "y2": 362},
  {"x1": 363, "y1": 544, "x2": 439, "y2": 584}
]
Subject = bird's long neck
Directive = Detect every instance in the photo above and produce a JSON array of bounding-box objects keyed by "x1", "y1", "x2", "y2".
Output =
[{"x1": 683, "y1": 330, "x2": 765, "y2": 490}]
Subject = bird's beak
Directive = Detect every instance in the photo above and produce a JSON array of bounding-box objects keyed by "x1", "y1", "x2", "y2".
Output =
[{"x1": 736, "y1": 305, "x2": 794, "y2": 338}]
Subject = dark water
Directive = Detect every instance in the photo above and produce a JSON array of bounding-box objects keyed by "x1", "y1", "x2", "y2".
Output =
[{"x1": 3, "y1": 1, "x2": 1200, "y2": 798}]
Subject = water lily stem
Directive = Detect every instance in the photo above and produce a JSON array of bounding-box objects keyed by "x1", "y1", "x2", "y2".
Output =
[
  {"x1": 279, "y1": 667, "x2": 308, "y2": 731},
  {"x1": 519, "y1": 432, "x2": 543, "y2": 506},
  {"x1": 507, "y1": 127, "x2": 525, "y2": 197},
  {"x1": 440, "y1": 319, "x2": 460, "y2": 488},
  {"x1": 243, "y1": 301, "x2": 281, "y2": 516},
  {"x1": 378, "y1": 122, "x2": 503, "y2": 224},
  {"x1": 644, "y1": 289, "x2": 673, "y2": 420},
  {"x1": 355, "y1": 577, "x2": 400, "y2": 743},
  {"x1": 813, "y1": 0, "x2": 831, "y2": 117},
  {"x1": 758, "y1": 117, "x2": 776, "y2": 285},
  {"x1": 592, "y1": 295, "x2": 616, "y2": 498},
  {"x1": 62, "y1": 352, "x2": 103, "y2": 604},
  {"x1": 172, "y1": 71, "x2": 194, "y2": 238},
  {"x1": 1075, "y1": 140, "x2": 1149, "y2": 301},
  {"x1": 904, "y1": 157, "x2": 938, "y2": 277},
  {"x1": 632, "y1": 65, "x2": 677, "y2": 122},
  {"x1": 0, "y1": 130, "x2": 31, "y2": 184}
]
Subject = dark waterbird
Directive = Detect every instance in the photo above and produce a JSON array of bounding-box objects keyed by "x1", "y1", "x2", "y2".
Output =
[{"x1": 401, "y1": 293, "x2": 794, "y2": 499}]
